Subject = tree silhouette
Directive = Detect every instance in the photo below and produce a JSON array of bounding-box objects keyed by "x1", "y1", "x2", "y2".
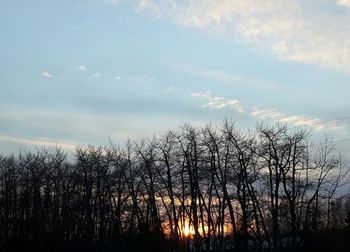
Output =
[{"x1": 0, "y1": 121, "x2": 349, "y2": 251}]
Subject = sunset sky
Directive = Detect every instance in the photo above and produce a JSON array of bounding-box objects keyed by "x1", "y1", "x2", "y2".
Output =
[{"x1": 1, "y1": 0, "x2": 350, "y2": 155}]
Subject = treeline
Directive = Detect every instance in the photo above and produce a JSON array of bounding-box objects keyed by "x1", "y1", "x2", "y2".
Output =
[{"x1": 0, "y1": 121, "x2": 349, "y2": 251}]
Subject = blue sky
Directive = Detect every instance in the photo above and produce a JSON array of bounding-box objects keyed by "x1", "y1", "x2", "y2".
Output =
[{"x1": 1, "y1": 0, "x2": 350, "y2": 155}]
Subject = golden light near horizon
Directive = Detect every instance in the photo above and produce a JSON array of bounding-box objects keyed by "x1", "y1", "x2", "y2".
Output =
[
  {"x1": 182, "y1": 219, "x2": 195, "y2": 237},
  {"x1": 183, "y1": 223, "x2": 191, "y2": 237},
  {"x1": 178, "y1": 218, "x2": 225, "y2": 238},
  {"x1": 159, "y1": 197, "x2": 236, "y2": 239}
]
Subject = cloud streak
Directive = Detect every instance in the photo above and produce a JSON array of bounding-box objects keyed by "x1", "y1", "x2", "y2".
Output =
[
  {"x1": 91, "y1": 72, "x2": 102, "y2": 78},
  {"x1": 250, "y1": 107, "x2": 345, "y2": 130},
  {"x1": 0, "y1": 135, "x2": 76, "y2": 150},
  {"x1": 168, "y1": 87, "x2": 346, "y2": 131},
  {"x1": 41, "y1": 71, "x2": 53, "y2": 78},
  {"x1": 78, "y1": 65, "x2": 88, "y2": 71},
  {"x1": 191, "y1": 90, "x2": 245, "y2": 113},
  {"x1": 138, "y1": 0, "x2": 350, "y2": 73},
  {"x1": 104, "y1": 0, "x2": 122, "y2": 6},
  {"x1": 337, "y1": 0, "x2": 350, "y2": 7}
]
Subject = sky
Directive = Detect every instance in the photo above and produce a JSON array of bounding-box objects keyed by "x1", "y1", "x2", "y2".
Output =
[{"x1": 1, "y1": 0, "x2": 350, "y2": 156}]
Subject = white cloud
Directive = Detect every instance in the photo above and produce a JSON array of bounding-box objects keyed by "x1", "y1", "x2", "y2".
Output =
[
  {"x1": 165, "y1": 86, "x2": 346, "y2": 131},
  {"x1": 106, "y1": 0, "x2": 120, "y2": 5},
  {"x1": 91, "y1": 72, "x2": 101, "y2": 78},
  {"x1": 191, "y1": 90, "x2": 245, "y2": 113},
  {"x1": 78, "y1": 65, "x2": 88, "y2": 71},
  {"x1": 138, "y1": 0, "x2": 350, "y2": 73},
  {"x1": 0, "y1": 135, "x2": 76, "y2": 150},
  {"x1": 165, "y1": 86, "x2": 174, "y2": 92},
  {"x1": 250, "y1": 108, "x2": 283, "y2": 119},
  {"x1": 115, "y1": 76, "x2": 121, "y2": 80},
  {"x1": 135, "y1": 0, "x2": 162, "y2": 17},
  {"x1": 250, "y1": 107, "x2": 345, "y2": 130},
  {"x1": 337, "y1": 0, "x2": 350, "y2": 7},
  {"x1": 41, "y1": 71, "x2": 53, "y2": 78}
]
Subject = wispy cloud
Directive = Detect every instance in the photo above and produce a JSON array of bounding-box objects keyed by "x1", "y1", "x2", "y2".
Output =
[
  {"x1": 135, "y1": 0, "x2": 161, "y2": 17},
  {"x1": 337, "y1": 0, "x2": 350, "y2": 7},
  {"x1": 250, "y1": 107, "x2": 345, "y2": 130},
  {"x1": 78, "y1": 65, "x2": 88, "y2": 71},
  {"x1": 0, "y1": 135, "x2": 76, "y2": 150},
  {"x1": 91, "y1": 72, "x2": 101, "y2": 78},
  {"x1": 138, "y1": 0, "x2": 350, "y2": 73},
  {"x1": 106, "y1": 0, "x2": 121, "y2": 5},
  {"x1": 167, "y1": 87, "x2": 346, "y2": 131},
  {"x1": 191, "y1": 90, "x2": 245, "y2": 113},
  {"x1": 165, "y1": 86, "x2": 174, "y2": 92},
  {"x1": 41, "y1": 71, "x2": 53, "y2": 78}
]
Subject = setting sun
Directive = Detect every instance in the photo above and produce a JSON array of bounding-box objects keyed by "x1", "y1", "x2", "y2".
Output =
[{"x1": 182, "y1": 220, "x2": 195, "y2": 237}]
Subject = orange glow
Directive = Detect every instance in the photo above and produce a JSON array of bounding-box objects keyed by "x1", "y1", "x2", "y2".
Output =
[
  {"x1": 183, "y1": 219, "x2": 195, "y2": 237},
  {"x1": 160, "y1": 216, "x2": 233, "y2": 238},
  {"x1": 179, "y1": 218, "x2": 214, "y2": 237}
]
